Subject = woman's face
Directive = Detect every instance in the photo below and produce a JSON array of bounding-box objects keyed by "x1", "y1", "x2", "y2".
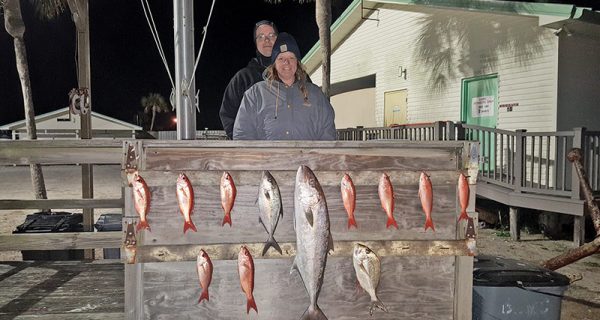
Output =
[{"x1": 274, "y1": 51, "x2": 297, "y2": 85}]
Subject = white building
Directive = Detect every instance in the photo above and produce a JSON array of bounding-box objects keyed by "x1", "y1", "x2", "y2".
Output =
[
  {"x1": 302, "y1": 0, "x2": 600, "y2": 132},
  {"x1": 0, "y1": 107, "x2": 143, "y2": 140}
]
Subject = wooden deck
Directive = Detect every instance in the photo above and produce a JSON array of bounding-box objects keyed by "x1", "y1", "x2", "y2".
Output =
[{"x1": 0, "y1": 260, "x2": 123, "y2": 320}]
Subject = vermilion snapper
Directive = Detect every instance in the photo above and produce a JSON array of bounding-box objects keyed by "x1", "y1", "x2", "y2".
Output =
[
  {"x1": 458, "y1": 173, "x2": 470, "y2": 222},
  {"x1": 176, "y1": 173, "x2": 197, "y2": 234},
  {"x1": 378, "y1": 173, "x2": 398, "y2": 229},
  {"x1": 196, "y1": 249, "x2": 213, "y2": 303},
  {"x1": 238, "y1": 246, "x2": 257, "y2": 314},
  {"x1": 220, "y1": 171, "x2": 237, "y2": 226},
  {"x1": 341, "y1": 173, "x2": 358, "y2": 229},
  {"x1": 132, "y1": 173, "x2": 151, "y2": 232},
  {"x1": 419, "y1": 172, "x2": 435, "y2": 231}
]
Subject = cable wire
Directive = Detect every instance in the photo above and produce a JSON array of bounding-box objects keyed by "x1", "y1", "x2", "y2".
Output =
[
  {"x1": 140, "y1": 0, "x2": 175, "y2": 89},
  {"x1": 186, "y1": 0, "x2": 216, "y2": 93}
]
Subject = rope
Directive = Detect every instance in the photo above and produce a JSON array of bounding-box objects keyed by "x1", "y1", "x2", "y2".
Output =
[
  {"x1": 186, "y1": 0, "x2": 217, "y2": 95},
  {"x1": 140, "y1": 0, "x2": 175, "y2": 89}
]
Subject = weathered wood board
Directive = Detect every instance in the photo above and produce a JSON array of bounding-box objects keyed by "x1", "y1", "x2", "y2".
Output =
[
  {"x1": 0, "y1": 261, "x2": 123, "y2": 320},
  {"x1": 123, "y1": 140, "x2": 477, "y2": 320}
]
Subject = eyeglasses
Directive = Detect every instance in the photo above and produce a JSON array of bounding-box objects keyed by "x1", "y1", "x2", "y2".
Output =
[{"x1": 256, "y1": 33, "x2": 277, "y2": 42}]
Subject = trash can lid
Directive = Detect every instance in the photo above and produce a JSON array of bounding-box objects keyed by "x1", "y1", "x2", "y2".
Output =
[{"x1": 473, "y1": 255, "x2": 570, "y2": 287}]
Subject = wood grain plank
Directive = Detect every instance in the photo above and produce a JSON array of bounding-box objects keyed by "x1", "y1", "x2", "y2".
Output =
[
  {"x1": 0, "y1": 140, "x2": 123, "y2": 165},
  {"x1": 134, "y1": 239, "x2": 473, "y2": 263},
  {"x1": 0, "y1": 232, "x2": 122, "y2": 251},
  {"x1": 0, "y1": 198, "x2": 124, "y2": 210},
  {"x1": 0, "y1": 261, "x2": 123, "y2": 319},
  {"x1": 136, "y1": 170, "x2": 461, "y2": 187},
  {"x1": 143, "y1": 147, "x2": 459, "y2": 171},
  {"x1": 142, "y1": 256, "x2": 455, "y2": 319},
  {"x1": 135, "y1": 183, "x2": 459, "y2": 245}
]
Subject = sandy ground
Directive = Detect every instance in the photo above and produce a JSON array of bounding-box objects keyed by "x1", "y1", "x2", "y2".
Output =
[{"x1": 0, "y1": 165, "x2": 598, "y2": 319}]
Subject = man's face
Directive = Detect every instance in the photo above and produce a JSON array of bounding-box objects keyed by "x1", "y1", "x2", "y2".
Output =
[
  {"x1": 255, "y1": 24, "x2": 277, "y2": 57},
  {"x1": 274, "y1": 51, "x2": 297, "y2": 83}
]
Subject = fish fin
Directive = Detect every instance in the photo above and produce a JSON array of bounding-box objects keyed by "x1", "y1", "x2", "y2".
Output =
[
  {"x1": 246, "y1": 296, "x2": 258, "y2": 314},
  {"x1": 263, "y1": 189, "x2": 271, "y2": 201},
  {"x1": 386, "y1": 216, "x2": 398, "y2": 229},
  {"x1": 183, "y1": 220, "x2": 197, "y2": 234},
  {"x1": 348, "y1": 215, "x2": 357, "y2": 229},
  {"x1": 328, "y1": 231, "x2": 334, "y2": 252},
  {"x1": 305, "y1": 209, "x2": 314, "y2": 227},
  {"x1": 198, "y1": 289, "x2": 209, "y2": 303},
  {"x1": 221, "y1": 213, "x2": 232, "y2": 227},
  {"x1": 359, "y1": 261, "x2": 370, "y2": 277},
  {"x1": 279, "y1": 205, "x2": 284, "y2": 218},
  {"x1": 369, "y1": 298, "x2": 388, "y2": 315},
  {"x1": 262, "y1": 236, "x2": 282, "y2": 256},
  {"x1": 458, "y1": 210, "x2": 469, "y2": 222},
  {"x1": 424, "y1": 217, "x2": 435, "y2": 231},
  {"x1": 301, "y1": 305, "x2": 328, "y2": 320},
  {"x1": 136, "y1": 220, "x2": 150, "y2": 233},
  {"x1": 290, "y1": 257, "x2": 298, "y2": 275}
]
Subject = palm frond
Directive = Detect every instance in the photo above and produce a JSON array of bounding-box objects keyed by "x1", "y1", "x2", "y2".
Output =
[{"x1": 31, "y1": 0, "x2": 67, "y2": 20}]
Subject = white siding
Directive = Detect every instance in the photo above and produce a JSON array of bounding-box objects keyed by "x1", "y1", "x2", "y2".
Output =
[{"x1": 311, "y1": 7, "x2": 559, "y2": 131}]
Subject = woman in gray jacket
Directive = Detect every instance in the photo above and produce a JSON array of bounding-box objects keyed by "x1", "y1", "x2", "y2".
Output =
[{"x1": 233, "y1": 33, "x2": 336, "y2": 141}]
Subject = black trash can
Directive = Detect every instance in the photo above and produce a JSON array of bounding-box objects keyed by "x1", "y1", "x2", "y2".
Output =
[
  {"x1": 473, "y1": 255, "x2": 570, "y2": 320},
  {"x1": 13, "y1": 212, "x2": 84, "y2": 260},
  {"x1": 94, "y1": 213, "x2": 122, "y2": 259}
]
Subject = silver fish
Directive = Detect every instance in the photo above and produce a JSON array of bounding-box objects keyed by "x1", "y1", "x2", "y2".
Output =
[
  {"x1": 292, "y1": 165, "x2": 332, "y2": 320},
  {"x1": 258, "y1": 170, "x2": 283, "y2": 256},
  {"x1": 353, "y1": 243, "x2": 388, "y2": 316}
]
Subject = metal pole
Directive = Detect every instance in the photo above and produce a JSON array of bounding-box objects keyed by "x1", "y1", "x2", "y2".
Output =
[{"x1": 174, "y1": 0, "x2": 196, "y2": 140}]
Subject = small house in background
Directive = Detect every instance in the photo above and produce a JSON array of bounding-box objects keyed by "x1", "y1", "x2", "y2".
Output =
[
  {"x1": 0, "y1": 107, "x2": 144, "y2": 140},
  {"x1": 302, "y1": 0, "x2": 600, "y2": 132}
]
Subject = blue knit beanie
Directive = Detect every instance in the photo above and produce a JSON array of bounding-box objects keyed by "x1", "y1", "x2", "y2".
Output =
[{"x1": 271, "y1": 32, "x2": 301, "y2": 64}]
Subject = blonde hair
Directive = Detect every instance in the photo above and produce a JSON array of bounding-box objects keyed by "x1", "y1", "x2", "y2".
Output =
[{"x1": 265, "y1": 61, "x2": 310, "y2": 104}]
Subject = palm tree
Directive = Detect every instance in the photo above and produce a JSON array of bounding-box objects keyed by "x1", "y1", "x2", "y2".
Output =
[
  {"x1": 141, "y1": 93, "x2": 171, "y2": 131},
  {"x1": 3, "y1": 0, "x2": 57, "y2": 208},
  {"x1": 267, "y1": 0, "x2": 332, "y2": 99}
]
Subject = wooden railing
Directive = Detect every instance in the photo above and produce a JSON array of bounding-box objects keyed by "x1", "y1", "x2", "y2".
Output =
[
  {"x1": 337, "y1": 123, "x2": 600, "y2": 197},
  {"x1": 0, "y1": 140, "x2": 124, "y2": 253}
]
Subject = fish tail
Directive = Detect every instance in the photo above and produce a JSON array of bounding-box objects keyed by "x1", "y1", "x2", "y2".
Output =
[
  {"x1": 221, "y1": 213, "x2": 232, "y2": 227},
  {"x1": 198, "y1": 288, "x2": 209, "y2": 303},
  {"x1": 262, "y1": 235, "x2": 283, "y2": 256},
  {"x1": 425, "y1": 216, "x2": 435, "y2": 231},
  {"x1": 301, "y1": 304, "x2": 328, "y2": 320},
  {"x1": 369, "y1": 298, "x2": 389, "y2": 315},
  {"x1": 386, "y1": 216, "x2": 398, "y2": 229},
  {"x1": 348, "y1": 215, "x2": 358, "y2": 229},
  {"x1": 246, "y1": 296, "x2": 258, "y2": 314},
  {"x1": 458, "y1": 210, "x2": 469, "y2": 222},
  {"x1": 136, "y1": 220, "x2": 150, "y2": 233},
  {"x1": 183, "y1": 220, "x2": 197, "y2": 234}
]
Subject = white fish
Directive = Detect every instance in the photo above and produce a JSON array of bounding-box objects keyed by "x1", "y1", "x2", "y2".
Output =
[
  {"x1": 353, "y1": 243, "x2": 388, "y2": 315},
  {"x1": 292, "y1": 165, "x2": 332, "y2": 320}
]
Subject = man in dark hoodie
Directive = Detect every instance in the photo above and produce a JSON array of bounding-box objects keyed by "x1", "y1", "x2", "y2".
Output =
[{"x1": 219, "y1": 20, "x2": 278, "y2": 139}]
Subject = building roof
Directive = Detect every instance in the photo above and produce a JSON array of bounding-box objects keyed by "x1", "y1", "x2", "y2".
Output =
[
  {"x1": 0, "y1": 107, "x2": 142, "y2": 131},
  {"x1": 302, "y1": 0, "x2": 589, "y2": 75}
]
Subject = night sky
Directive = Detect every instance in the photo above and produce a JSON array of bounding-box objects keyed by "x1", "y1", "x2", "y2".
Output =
[
  {"x1": 2, "y1": 0, "x2": 597, "y2": 131},
  {"x1": 1, "y1": 0, "x2": 351, "y2": 131}
]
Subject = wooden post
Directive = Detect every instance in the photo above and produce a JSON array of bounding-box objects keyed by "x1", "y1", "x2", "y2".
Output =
[
  {"x1": 514, "y1": 129, "x2": 527, "y2": 193},
  {"x1": 510, "y1": 206, "x2": 520, "y2": 241},
  {"x1": 68, "y1": 0, "x2": 94, "y2": 259},
  {"x1": 571, "y1": 128, "x2": 585, "y2": 247},
  {"x1": 433, "y1": 121, "x2": 444, "y2": 141},
  {"x1": 455, "y1": 122, "x2": 465, "y2": 141},
  {"x1": 446, "y1": 121, "x2": 456, "y2": 141}
]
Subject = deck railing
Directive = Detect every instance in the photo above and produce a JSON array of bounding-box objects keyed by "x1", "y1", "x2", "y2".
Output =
[
  {"x1": 0, "y1": 140, "x2": 124, "y2": 254},
  {"x1": 337, "y1": 122, "x2": 600, "y2": 197}
]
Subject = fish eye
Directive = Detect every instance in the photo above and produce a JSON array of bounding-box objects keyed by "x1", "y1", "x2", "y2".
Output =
[{"x1": 365, "y1": 248, "x2": 371, "y2": 254}]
